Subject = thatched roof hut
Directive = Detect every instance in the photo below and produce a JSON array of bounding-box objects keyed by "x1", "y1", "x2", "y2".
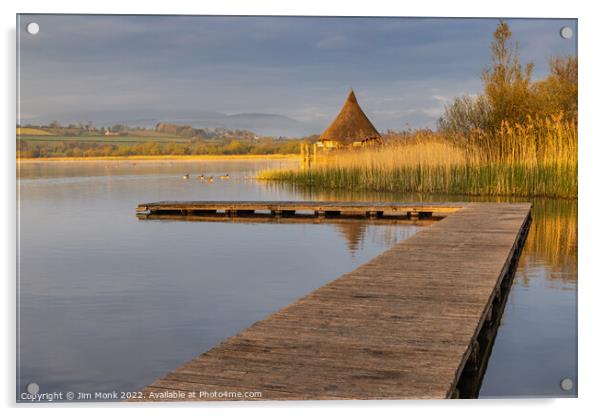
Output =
[{"x1": 318, "y1": 89, "x2": 382, "y2": 148}]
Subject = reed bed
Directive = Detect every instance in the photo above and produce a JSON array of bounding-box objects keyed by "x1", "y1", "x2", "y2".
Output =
[{"x1": 260, "y1": 117, "x2": 577, "y2": 198}]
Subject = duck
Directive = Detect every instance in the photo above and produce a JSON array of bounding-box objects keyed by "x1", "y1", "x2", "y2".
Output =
[
  {"x1": 197, "y1": 174, "x2": 205, "y2": 181},
  {"x1": 219, "y1": 174, "x2": 230, "y2": 180},
  {"x1": 207, "y1": 176, "x2": 214, "y2": 183},
  {"x1": 182, "y1": 173, "x2": 190, "y2": 179}
]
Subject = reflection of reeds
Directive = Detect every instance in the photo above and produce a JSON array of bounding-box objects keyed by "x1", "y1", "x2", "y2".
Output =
[
  {"x1": 523, "y1": 199, "x2": 577, "y2": 281},
  {"x1": 260, "y1": 117, "x2": 577, "y2": 198}
]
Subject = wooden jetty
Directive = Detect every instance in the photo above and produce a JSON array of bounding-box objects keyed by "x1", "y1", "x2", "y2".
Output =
[
  {"x1": 133, "y1": 201, "x2": 531, "y2": 400},
  {"x1": 136, "y1": 200, "x2": 464, "y2": 219}
]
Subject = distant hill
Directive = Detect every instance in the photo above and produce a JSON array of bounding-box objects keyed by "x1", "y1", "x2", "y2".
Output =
[
  {"x1": 21, "y1": 111, "x2": 319, "y2": 138},
  {"x1": 159, "y1": 112, "x2": 310, "y2": 137},
  {"x1": 154, "y1": 123, "x2": 257, "y2": 139}
]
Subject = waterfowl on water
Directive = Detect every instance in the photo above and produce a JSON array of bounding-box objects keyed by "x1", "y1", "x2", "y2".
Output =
[
  {"x1": 197, "y1": 174, "x2": 205, "y2": 181},
  {"x1": 182, "y1": 173, "x2": 190, "y2": 179},
  {"x1": 207, "y1": 176, "x2": 214, "y2": 182},
  {"x1": 219, "y1": 174, "x2": 230, "y2": 180}
]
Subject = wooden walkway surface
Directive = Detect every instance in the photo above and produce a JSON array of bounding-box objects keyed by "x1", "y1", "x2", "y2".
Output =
[
  {"x1": 134, "y1": 202, "x2": 531, "y2": 401},
  {"x1": 136, "y1": 200, "x2": 463, "y2": 218}
]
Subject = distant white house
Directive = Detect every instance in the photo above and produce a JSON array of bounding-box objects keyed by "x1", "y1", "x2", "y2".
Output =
[{"x1": 104, "y1": 130, "x2": 119, "y2": 136}]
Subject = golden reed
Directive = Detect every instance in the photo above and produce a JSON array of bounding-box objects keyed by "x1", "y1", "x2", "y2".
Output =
[{"x1": 260, "y1": 116, "x2": 577, "y2": 198}]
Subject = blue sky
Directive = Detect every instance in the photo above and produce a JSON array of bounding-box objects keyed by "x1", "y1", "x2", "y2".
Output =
[{"x1": 18, "y1": 15, "x2": 577, "y2": 136}]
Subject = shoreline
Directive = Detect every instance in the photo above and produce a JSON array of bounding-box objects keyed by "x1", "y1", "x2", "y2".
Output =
[{"x1": 16, "y1": 154, "x2": 299, "y2": 163}]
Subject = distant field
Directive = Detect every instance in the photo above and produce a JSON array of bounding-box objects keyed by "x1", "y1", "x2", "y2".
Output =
[
  {"x1": 125, "y1": 130, "x2": 184, "y2": 138},
  {"x1": 16, "y1": 128, "x2": 54, "y2": 136},
  {"x1": 17, "y1": 135, "x2": 191, "y2": 145}
]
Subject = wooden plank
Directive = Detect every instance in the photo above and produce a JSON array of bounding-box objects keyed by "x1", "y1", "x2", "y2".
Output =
[
  {"x1": 136, "y1": 200, "x2": 464, "y2": 215},
  {"x1": 132, "y1": 202, "x2": 531, "y2": 401}
]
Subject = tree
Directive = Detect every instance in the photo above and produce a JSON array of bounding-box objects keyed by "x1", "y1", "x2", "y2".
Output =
[
  {"x1": 437, "y1": 95, "x2": 489, "y2": 137},
  {"x1": 438, "y1": 21, "x2": 577, "y2": 136},
  {"x1": 480, "y1": 21, "x2": 534, "y2": 132},
  {"x1": 532, "y1": 56, "x2": 578, "y2": 121}
]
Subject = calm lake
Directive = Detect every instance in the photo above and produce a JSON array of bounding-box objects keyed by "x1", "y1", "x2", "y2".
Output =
[{"x1": 17, "y1": 159, "x2": 577, "y2": 400}]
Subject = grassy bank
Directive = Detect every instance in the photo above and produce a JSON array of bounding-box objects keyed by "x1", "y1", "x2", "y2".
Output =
[
  {"x1": 260, "y1": 117, "x2": 577, "y2": 198},
  {"x1": 17, "y1": 135, "x2": 306, "y2": 158}
]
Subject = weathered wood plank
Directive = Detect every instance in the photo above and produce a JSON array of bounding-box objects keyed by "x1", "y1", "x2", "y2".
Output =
[
  {"x1": 136, "y1": 200, "x2": 464, "y2": 216},
  {"x1": 132, "y1": 202, "x2": 531, "y2": 401}
]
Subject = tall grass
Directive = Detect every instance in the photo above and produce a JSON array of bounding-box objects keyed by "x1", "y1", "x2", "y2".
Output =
[{"x1": 260, "y1": 117, "x2": 577, "y2": 198}]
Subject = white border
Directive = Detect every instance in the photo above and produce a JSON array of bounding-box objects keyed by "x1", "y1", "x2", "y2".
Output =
[{"x1": 2, "y1": 1, "x2": 600, "y2": 415}]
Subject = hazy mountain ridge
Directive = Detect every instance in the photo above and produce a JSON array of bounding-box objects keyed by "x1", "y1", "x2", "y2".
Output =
[{"x1": 22, "y1": 111, "x2": 319, "y2": 138}]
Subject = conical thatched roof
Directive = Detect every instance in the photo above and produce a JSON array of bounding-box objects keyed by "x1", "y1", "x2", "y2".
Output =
[{"x1": 319, "y1": 89, "x2": 381, "y2": 145}]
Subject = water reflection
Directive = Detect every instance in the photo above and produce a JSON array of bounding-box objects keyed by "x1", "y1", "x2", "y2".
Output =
[
  {"x1": 522, "y1": 199, "x2": 577, "y2": 284},
  {"x1": 335, "y1": 222, "x2": 366, "y2": 254},
  {"x1": 17, "y1": 160, "x2": 423, "y2": 400},
  {"x1": 17, "y1": 159, "x2": 297, "y2": 180},
  {"x1": 17, "y1": 160, "x2": 577, "y2": 399},
  {"x1": 274, "y1": 183, "x2": 577, "y2": 277}
]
